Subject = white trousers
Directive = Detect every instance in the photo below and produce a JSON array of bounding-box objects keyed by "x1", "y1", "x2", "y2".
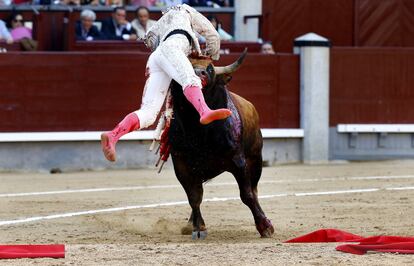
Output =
[{"x1": 135, "y1": 35, "x2": 202, "y2": 129}]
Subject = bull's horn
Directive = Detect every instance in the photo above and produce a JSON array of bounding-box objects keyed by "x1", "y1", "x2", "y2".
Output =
[{"x1": 214, "y1": 48, "x2": 248, "y2": 75}]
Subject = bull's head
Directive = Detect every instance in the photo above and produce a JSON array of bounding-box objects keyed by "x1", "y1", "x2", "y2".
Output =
[{"x1": 189, "y1": 48, "x2": 248, "y2": 89}]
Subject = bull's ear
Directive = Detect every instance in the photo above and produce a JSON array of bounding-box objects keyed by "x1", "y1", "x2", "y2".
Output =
[{"x1": 217, "y1": 73, "x2": 232, "y2": 84}]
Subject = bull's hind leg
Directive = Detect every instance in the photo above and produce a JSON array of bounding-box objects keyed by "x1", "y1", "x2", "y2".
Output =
[
  {"x1": 231, "y1": 156, "x2": 274, "y2": 238},
  {"x1": 249, "y1": 157, "x2": 274, "y2": 237}
]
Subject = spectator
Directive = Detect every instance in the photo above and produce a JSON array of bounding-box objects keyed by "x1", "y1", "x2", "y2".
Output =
[
  {"x1": 7, "y1": 13, "x2": 38, "y2": 50},
  {"x1": 207, "y1": 15, "x2": 232, "y2": 41},
  {"x1": 33, "y1": 0, "x2": 52, "y2": 4},
  {"x1": 261, "y1": 41, "x2": 275, "y2": 54},
  {"x1": 156, "y1": 0, "x2": 187, "y2": 7},
  {"x1": 130, "y1": 0, "x2": 156, "y2": 6},
  {"x1": 6, "y1": 13, "x2": 37, "y2": 50},
  {"x1": 76, "y1": 9, "x2": 103, "y2": 41},
  {"x1": 211, "y1": 0, "x2": 230, "y2": 7},
  {"x1": 0, "y1": 19, "x2": 13, "y2": 44},
  {"x1": 59, "y1": 0, "x2": 81, "y2": 5},
  {"x1": 131, "y1": 6, "x2": 156, "y2": 39},
  {"x1": 100, "y1": 7, "x2": 137, "y2": 40},
  {"x1": 81, "y1": 0, "x2": 102, "y2": 5},
  {"x1": 188, "y1": 0, "x2": 227, "y2": 7},
  {"x1": 7, "y1": 13, "x2": 32, "y2": 41},
  {"x1": 188, "y1": 0, "x2": 206, "y2": 6},
  {"x1": 13, "y1": 0, "x2": 32, "y2": 4},
  {"x1": 105, "y1": 0, "x2": 122, "y2": 6}
]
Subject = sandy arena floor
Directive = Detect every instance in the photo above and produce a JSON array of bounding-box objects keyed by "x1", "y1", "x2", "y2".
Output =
[{"x1": 1, "y1": 160, "x2": 414, "y2": 265}]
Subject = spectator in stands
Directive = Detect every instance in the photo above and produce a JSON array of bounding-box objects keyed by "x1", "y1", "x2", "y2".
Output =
[
  {"x1": 12, "y1": 0, "x2": 32, "y2": 4},
  {"x1": 212, "y1": 0, "x2": 231, "y2": 7},
  {"x1": 81, "y1": 0, "x2": 102, "y2": 5},
  {"x1": 105, "y1": 0, "x2": 122, "y2": 6},
  {"x1": 261, "y1": 41, "x2": 275, "y2": 54},
  {"x1": 32, "y1": 0, "x2": 52, "y2": 4},
  {"x1": 59, "y1": 0, "x2": 81, "y2": 5},
  {"x1": 131, "y1": 6, "x2": 156, "y2": 39},
  {"x1": 156, "y1": 0, "x2": 185, "y2": 7},
  {"x1": 7, "y1": 13, "x2": 32, "y2": 41},
  {"x1": 207, "y1": 15, "x2": 232, "y2": 41},
  {"x1": 188, "y1": 0, "x2": 229, "y2": 7},
  {"x1": 130, "y1": 0, "x2": 156, "y2": 6},
  {"x1": 101, "y1": 6, "x2": 137, "y2": 40},
  {"x1": 187, "y1": 0, "x2": 206, "y2": 6},
  {"x1": 0, "y1": 19, "x2": 13, "y2": 44},
  {"x1": 76, "y1": 9, "x2": 103, "y2": 41},
  {"x1": 6, "y1": 13, "x2": 37, "y2": 50}
]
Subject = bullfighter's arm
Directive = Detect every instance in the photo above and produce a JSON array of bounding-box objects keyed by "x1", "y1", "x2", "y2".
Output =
[{"x1": 188, "y1": 8, "x2": 221, "y2": 60}]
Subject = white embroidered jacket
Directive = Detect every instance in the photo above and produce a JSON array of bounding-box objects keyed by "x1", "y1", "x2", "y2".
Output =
[{"x1": 144, "y1": 4, "x2": 220, "y2": 60}]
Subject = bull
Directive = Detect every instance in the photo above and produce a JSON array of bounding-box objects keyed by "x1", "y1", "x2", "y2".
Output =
[{"x1": 165, "y1": 50, "x2": 274, "y2": 239}]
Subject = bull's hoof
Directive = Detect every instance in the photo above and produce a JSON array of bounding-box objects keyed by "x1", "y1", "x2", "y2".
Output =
[
  {"x1": 181, "y1": 223, "x2": 193, "y2": 235},
  {"x1": 192, "y1": 230, "x2": 208, "y2": 240},
  {"x1": 256, "y1": 217, "x2": 274, "y2": 238},
  {"x1": 260, "y1": 227, "x2": 274, "y2": 238}
]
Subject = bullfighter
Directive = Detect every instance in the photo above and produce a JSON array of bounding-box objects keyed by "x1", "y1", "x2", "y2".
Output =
[{"x1": 101, "y1": 4, "x2": 231, "y2": 162}]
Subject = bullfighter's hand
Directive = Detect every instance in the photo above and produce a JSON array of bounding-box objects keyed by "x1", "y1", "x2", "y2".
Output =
[
  {"x1": 198, "y1": 54, "x2": 212, "y2": 60},
  {"x1": 189, "y1": 52, "x2": 211, "y2": 60}
]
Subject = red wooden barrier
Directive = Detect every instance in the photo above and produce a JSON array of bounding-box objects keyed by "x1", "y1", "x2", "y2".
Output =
[
  {"x1": 330, "y1": 47, "x2": 414, "y2": 126},
  {"x1": 0, "y1": 52, "x2": 147, "y2": 132},
  {"x1": 67, "y1": 40, "x2": 260, "y2": 53},
  {"x1": 354, "y1": 0, "x2": 414, "y2": 47},
  {"x1": 262, "y1": 0, "x2": 414, "y2": 52},
  {"x1": 0, "y1": 52, "x2": 299, "y2": 132},
  {"x1": 262, "y1": 0, "x2": 354, "y2": 52},
  {"x1": 220, "y1": 53, "x2": 300, "y2": 128}
]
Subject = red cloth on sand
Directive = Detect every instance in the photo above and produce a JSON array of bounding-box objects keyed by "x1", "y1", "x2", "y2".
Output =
[
  {"x1": 285, "y1": 229, "x2": 414, "y2": 255},
  {"x1": 0, "y1": 245, "x2": 65, "y2": 259},
  {"x1": 336, "y1": 242, "x2": 414, "y2": 255},
  {"x1": 285, "y1": 229, "x2": 363, "y2": 243}
]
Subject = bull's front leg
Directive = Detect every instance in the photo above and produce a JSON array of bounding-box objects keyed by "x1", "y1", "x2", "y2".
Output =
[{"x1": 180, "y1": 181, "x2": 207, "y2": 240}]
